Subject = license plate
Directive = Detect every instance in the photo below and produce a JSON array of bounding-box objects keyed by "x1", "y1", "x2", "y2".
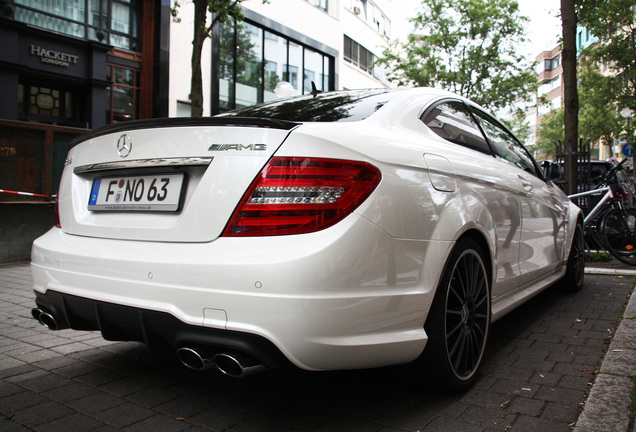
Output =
[{"x1": 88, "y1": 173, "x2": 184, "y2": 212}]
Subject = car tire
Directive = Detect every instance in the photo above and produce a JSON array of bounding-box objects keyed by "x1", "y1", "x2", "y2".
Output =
[
  {"x1": 416, "y1": 237, "x2": 491, "y2": 394},
  {"x1": 560, "y1": 221, "x2": 585, "y2": 292}
]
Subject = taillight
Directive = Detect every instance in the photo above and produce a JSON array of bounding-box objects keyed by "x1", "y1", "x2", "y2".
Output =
[
  {"x1": 54, "y1": 182, "x2": 61, "y2": 228},
  {"x1": 223, "y1": 157, "x2": 381, "y2": 236},
  {"x1": 54, "y1": 198, "x2": 61, "y2": 228}
]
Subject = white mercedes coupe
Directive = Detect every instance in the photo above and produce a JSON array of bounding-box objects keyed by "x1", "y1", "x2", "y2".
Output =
[{"x1": 31, "y1": 88, "x2": 585, "y2": 392}]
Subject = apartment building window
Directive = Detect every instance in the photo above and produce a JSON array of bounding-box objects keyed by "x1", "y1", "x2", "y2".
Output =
[
  {"x1": 345, "y1": 0, "x2": 391, "y2": 39},
  {"x1": 344, "y1": 35, "x2": 375, "y2": 75},
  {"x1": 538, "y1": 76, "x2": 561, "y2": 97},
  {"x1": 544, "y1": 55, "x2": 561, "y2": 72},
  {"x1": 13, "y1": 0, "x2": 139, "y2": 50},
  {"x1": 306, "y1": 0, "x2": 327, "y2": 11}
]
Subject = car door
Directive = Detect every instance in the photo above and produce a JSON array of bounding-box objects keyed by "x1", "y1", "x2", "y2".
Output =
[
  {"x1": 420, "y1": 100, "x2": 523, "y2": 299},
  {"x1": 470, "y1": 108, "x2": 567, "y2": 286}
]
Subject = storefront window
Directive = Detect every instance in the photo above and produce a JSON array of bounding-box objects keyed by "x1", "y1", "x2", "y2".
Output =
[
  {"x1": 304, "y1": 49, "x2": 324, "y2": 93},
  {"x1": 18, "y1": 81, "x2": 79, "y2": 125},
  {"x1": 287, "y1": 42, "x2": 303, "y2": 96},
  {"x1": 106, "y1": 63, "x2": 140, "y2": 122},
  {"x1": 215, "y1": 19, "x2": 334, "y2": 114},
  {"x1": 236, "y1": 23, "x2": 263, "y2": 108},
  {"x1": 263, "y1": 31, "x2": 286, "y2": 102},
  {"x1": 110, "y1": 1, "x2": 136, "y2": 49},
  {"x1": 13, "y1": 0, "x2": 139, "y2": 51}
]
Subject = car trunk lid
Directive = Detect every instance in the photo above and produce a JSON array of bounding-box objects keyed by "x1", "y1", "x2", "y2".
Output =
[{"x1": 59, "y1": 117, "x2": 298, "y2": 242}]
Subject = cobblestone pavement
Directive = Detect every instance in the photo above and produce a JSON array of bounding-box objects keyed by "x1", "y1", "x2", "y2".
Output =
[{"x1": 1, "y1": 263, "x2": 634, "y2": 432}]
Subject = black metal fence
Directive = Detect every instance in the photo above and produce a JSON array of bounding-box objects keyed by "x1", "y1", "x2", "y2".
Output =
[{"x1": 554, "y1": 138, "x2": 596, "y2": 213}]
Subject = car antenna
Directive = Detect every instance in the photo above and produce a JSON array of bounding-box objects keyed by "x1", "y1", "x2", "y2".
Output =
[{"x1": 311, "y1": 81, "x2": 322, "y2": 97}]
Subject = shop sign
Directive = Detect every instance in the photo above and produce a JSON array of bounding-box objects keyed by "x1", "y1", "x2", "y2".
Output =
[{"x1": 30, "y1": 45, "x2": 79, "y2": 68}]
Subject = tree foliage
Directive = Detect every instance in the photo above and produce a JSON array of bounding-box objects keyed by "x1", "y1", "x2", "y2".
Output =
[
  {"x1": 377, "y1": 0, "x2": 537, "y2": 112},
  {"x1": 577, "y1": 59, "x2": 623, "y2": 143},
  {"x1": 536, "y1": 107, "x2": 564, "y2": 158},
  {"x1": 576, "y1": 0, "x2": 636, "y2": 155},
  {"x1": 502, "y1": 109, "x2": 532, "y2": 145},
  {"x1": 577, "y1": 0, "x2": 636, "y2": 114},
  {"x1": 537, "y1": 60, "x2": 624, "y2": 157}
]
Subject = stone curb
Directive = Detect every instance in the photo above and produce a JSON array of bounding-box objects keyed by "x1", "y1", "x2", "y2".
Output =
[
  {"x1": 574, "y1": 268, "x2": 636, "y2": 432},
  {"x1": 585, "y1": 267, "x2": 636, "y2": 277}
]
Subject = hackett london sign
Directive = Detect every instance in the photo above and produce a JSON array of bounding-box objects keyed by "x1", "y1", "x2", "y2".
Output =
[{"x1": 30, "y1": 45, "x2": 79, "y2": 68}]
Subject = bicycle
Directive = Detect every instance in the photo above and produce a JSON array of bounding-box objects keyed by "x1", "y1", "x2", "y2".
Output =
[{"x1": 567, "y1": 159, "x2": 636, "y2": 266}]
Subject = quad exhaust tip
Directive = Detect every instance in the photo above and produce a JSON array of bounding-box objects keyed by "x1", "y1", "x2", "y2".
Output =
[
  {"x1": 176, "y1": 347, "x2": 266, "y2": 377},
  {"x1": 176, "y1": 347, "x2": 216, "y2": 371},
  {"x1": 31, "y1": 307, "x2": 60, "y2": 330},
  {"x1": 214, "y1": 352, "x2": 266, "y2": 378}
]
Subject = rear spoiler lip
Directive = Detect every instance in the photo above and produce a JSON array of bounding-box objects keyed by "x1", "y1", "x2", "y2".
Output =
[{"x1": 70, "y1": 116, "x2": 301, "y2": 148}]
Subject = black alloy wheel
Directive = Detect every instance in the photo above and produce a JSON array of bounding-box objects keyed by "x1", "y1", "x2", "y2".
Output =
[
  {"x1": 561, "y1": 221, "x2": 585, "y2": 291},
  {"x1": 417, "y1": 238, "x2": 490, "y2": 393}
]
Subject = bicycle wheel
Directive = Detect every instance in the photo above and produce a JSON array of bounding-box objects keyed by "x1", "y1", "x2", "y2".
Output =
[{"x1": 600, "y1": 208, "x2": 636, "y2": 265}]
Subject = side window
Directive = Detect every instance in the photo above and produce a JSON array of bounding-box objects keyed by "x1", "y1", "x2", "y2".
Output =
[
  {"x1": 472, "y1": 110, "x2": 540, "y2": 177},
  {"x1": 421, "y1": 102, "x2": 492, "y2": 155}
]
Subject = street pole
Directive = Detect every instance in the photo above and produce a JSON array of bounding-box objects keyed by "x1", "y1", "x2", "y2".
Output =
[{"x1": 620, "y1": 107, "x2": 634, "y2": 180}]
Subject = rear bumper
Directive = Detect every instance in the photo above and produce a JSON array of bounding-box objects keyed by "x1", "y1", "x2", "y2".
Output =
[
  {"x1": 31, "y1": 217, "x2": 448, "y2": 371},
  {"x1": 32, "y1": 289, "x2": 293, "y2": 370}
]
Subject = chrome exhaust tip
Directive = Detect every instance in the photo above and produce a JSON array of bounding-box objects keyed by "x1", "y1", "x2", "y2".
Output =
[
  {"x1": 213, "y1": 352, "x2": 266, "y2": 378},
  {"x1": 176, "y1": 347, "x2": 215, "y2": 371},
  {"x1": 31, "y1": 308, "x2": 60, "y2": 330},
  {"x1": 31, "y1": 308, "x2": 43, "y2": 322},
  {"x1": 38, "y1": 311, "x2": 59, "y2": 330}
]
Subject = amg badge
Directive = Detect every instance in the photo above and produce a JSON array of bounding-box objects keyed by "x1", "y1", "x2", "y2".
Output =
[{"x1": 208, "y1": 143, "x2": 267, "y2": 151}]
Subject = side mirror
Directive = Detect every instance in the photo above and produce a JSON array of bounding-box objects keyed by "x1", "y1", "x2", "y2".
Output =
[{"x1": 541, "y1": 161, "x2": 562, "y2": 181}]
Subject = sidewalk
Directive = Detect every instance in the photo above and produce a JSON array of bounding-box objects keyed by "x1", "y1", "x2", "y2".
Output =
[
  {"x1": 1, "y1": 261, "x2": 635, "y2": 431},
  {"x1": 574, "y1": 259, "x2": 636, "y2": 432}
]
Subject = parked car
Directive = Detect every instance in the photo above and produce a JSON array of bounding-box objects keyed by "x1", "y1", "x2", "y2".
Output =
[{"x1": 31, "y1": 88, "x2": 584, "y2": 393}]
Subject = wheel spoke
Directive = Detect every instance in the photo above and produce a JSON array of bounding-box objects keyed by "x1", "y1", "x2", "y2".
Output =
[
  {"x1": 450, "y1": 332, "x2": 466, "y2": 370},
  {"x1": 473, "y1": 321, "x2": 486, "y2": 340},
  {"x1": 446, "y1": 316, "x2": 463, "y2": 339},
  {"x1": 448, "y1": 329, "x2": 462, "y2": 358},
  {"x1": 449, "y1": 284, "x2": 464, "y2": 306}
]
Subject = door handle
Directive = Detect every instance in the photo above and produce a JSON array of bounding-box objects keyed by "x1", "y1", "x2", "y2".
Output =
[{"x1": 518, "y1": 175, "x2": 533, "y2": 192}]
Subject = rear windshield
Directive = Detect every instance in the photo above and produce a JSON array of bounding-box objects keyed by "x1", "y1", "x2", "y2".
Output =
[{"x1": 220, "y1": 89, "x2": 401, "y2": 122}]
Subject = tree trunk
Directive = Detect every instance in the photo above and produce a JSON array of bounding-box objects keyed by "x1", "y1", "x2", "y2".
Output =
[
  {"x1": 561, "y1": 0, "x2": 579, "y2": 195},
  {"x1": 191, "y1": 0, "x2": 207, "y2": 117}
]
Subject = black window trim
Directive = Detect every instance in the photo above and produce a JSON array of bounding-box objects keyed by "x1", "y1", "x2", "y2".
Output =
[
  {"x1": 465, "y1": 103, "x2": 547, "y2": 182},
  {"x1": 420, "y1": 98, "x2": 547, "y2": 182},
  {"x1": 420, "y1": 97, "x2": 496, "y2": 157}
]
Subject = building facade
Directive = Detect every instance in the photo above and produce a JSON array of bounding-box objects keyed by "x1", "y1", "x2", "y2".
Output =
[
  {"x1": 0, "y1": 0, "x2": 171, "y2": 262},
  {"x1": 169, "y1": 0, "x2": 394, "y2": 117},
  {"x1": 0, "y1": 0, "x2": 171, "y2": 128},
  {"x1": 535, "y1": 46, "x2": 563, "y2": 121}
]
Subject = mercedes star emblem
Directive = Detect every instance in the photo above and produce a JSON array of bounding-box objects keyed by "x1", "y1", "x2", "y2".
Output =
[{"x1": 117, "y1": 134, "x2": 132, "y2": 158}]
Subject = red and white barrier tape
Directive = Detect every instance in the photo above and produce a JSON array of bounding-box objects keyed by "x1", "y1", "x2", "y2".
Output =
[{"x1": 0, "y1": 189, "x2": 52, "y2": 198}]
